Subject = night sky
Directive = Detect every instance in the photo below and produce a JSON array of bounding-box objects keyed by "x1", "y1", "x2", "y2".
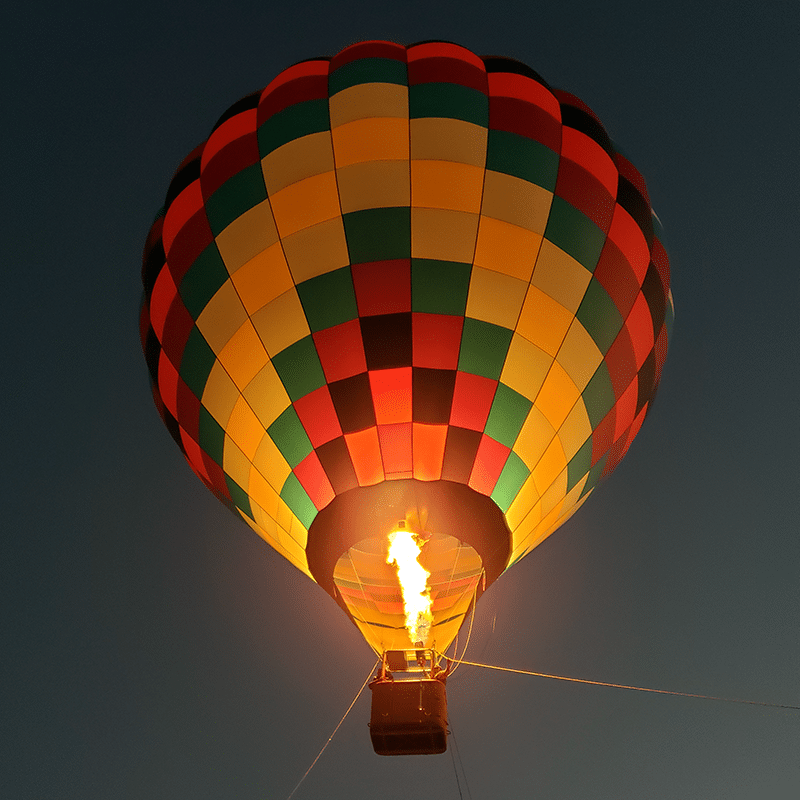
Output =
[{"x1": 5, "y1": 1, "x2": 799, "y2": 798}]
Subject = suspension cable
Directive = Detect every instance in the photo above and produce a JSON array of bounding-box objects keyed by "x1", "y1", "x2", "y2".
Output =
[
  {"x1": 449, "y1": 721, "x2": 472, "y2": 800},
  {"x1": 445, "y1": 656, "x2": 800, "y2": 711},
  {"x1": 284, "y1": 658, "x2": 379, "y2": 800}
]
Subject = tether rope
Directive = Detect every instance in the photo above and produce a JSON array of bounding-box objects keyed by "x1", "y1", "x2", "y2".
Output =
[
  {"x1": 444, "y1": 656, "x2": 800, "y2": 711},
  {"x1": 284, "y1": 658, "x2": 379, "y2": 800}
]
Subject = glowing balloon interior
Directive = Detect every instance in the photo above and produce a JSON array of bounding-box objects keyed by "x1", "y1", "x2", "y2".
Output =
[{"x1": 141, "y1": 40, "x2": 673, "y2": 658}]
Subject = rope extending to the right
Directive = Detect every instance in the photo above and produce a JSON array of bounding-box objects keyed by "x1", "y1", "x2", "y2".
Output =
[{"x1": 444, "y1": 656, "x2": 800, "y2": 711}]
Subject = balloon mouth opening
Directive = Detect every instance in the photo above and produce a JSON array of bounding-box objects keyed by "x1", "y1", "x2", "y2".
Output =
[{"x1": 333, "y1": 530, "x2": 483, "y2": 655}]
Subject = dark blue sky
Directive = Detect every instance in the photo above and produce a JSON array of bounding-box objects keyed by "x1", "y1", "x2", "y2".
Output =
[{"x1": 5, "y1": 1, "x2": 798, "y2": 798}]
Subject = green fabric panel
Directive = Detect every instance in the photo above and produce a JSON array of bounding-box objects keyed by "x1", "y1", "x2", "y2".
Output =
[
  {"x1": 271, "y1": 336, "x2": 326, "y2": 402},
  {"x1": 582, "y1": 361, "x2": 615, "y2": 428},
  {"x1": 205, "y1": 163, "x2": 268, "y2": 235},
  {"x1": 343, "y1": 207, "x2": 411, "y2": 264},
  {"x1": 409, "y1": 83, "x2": 489, "y2": 127},
  {"x1": 411, "y1": 259, "x2": 471, "y2": 315},
  {"x1": 328, "y1": 58, "x2": 408, "y2": 95},
  {"x1": 267, "y1": 406, "x2": 312, "y2": 468},
  {"x1": 179, "y1": 327, "x2": 216, "y2": 398},
  {"x1": 457, "y1": 318, "x2": 514, "y2": 380},
  {"x1": 491, "y1": 451, "x2": 530, "y2": 513},
  {"x1": 178, "y1": 244, "x2": 229, "y2": 320},
  {"x1": 225, "y1": 474, "x2": 254, "y2": 520},
  {"x1": 280, "y1": 473, "x2": 318, "y2": 529},
  {"x1": 566, "y1": 436, "x2": 593, "y2": 492},
  {"x1": 576, "y1": 278, "x2": 624, "y2": 354},
  {"x1": 485, "y1": 130, "x2": 559, "y2": 191},
  {"x1": 484, "y1": 383, "x2": 532, "y2": 447},
  {"x1": 296, "y1": 267, "x2": 358, "y2": 332},
  {"x1": 257, "y1": 99, "x2": 330, "y2": 157},
  {"x1": 581, "y1": 454, "x2": 607, "y2": 498},
  {"x1": 198, "y1": 405, "x2": 225, "y2": 465},
  {"x1": 545, "y1": 196, "x2": 606, "y2": 271}
]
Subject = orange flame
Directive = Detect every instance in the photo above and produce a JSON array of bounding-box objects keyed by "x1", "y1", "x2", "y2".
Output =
[{"x1": 386, "y1": 528, "x2": 433, "y2": 646}]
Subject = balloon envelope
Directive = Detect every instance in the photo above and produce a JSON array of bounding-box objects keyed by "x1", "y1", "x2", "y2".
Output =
[{"x1": 141, "y1": 40, "x2": 673, "y2": 655}]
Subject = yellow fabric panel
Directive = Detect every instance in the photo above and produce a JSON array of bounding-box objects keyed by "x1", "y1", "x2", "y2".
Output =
[
  {"x1": 532, "y1": 437, "x2": 567, "y2": 498},
  {"x1": 530, "y1": 239, "x2": 592, "y2": 314},
  {"x1": 336, "y1": 160, "x2": 410, "y2": 213},
  {"x1": 268, "y1": 171, "x2": 341, "y2": 238},
  {"x1": 510, "y1": 481, "x2": 589, "y2": 565},
  {"x1": 280, "y1": 217, "x2": 350, "y2": 283},
  {"x1": 555, "y1": 319, "x2": 603, "y2": 392},
  {"x1": 473, "y1": 216, "x2": 542, "y2": 282},
  {"x1": 511, "y1": 403, "x2": 555, "y2": 470},
  {"x1": 217, "y1": 320, "x2": 271, "y2": 388},
  {"x1": 535, "y1": 361, "x2": 581, "y2": 431},
  {"x1": 201, "y1": 361, "x2": 241, "y2": 428},
  {"x1": 252, "y1": 428, "x2": 291, "y2": 491},
  {"x1": 230, "y1": 242, "x2": 294, "y2": 315},
  {"x1": 410, "y1": 208, "x2": 479, "y2": 262},
  {"x1": 215, "y1": 199, "x2": 279, "y2": 273},
  {"x1": 331, "y1": 118, "x2": 409, "y2": 168},
  {"x1": 481, "y1": 171, "x2": 552, "y2": 233},
  {"x1": 242, "y1": 511, "x2": 312, "y2": 578},
  {"x1": 465, "y1": 266, "x2": 528, "y2": 329},
  {"x1": 410, "y1": 118, "x2": 487, "y2": 166},
  {"x1": 248, "y1": 466, "x2": 280, "y2": 521},
  {"x1": 261, "y1": 132, "x2": 335, "y2": 195},
  {"x1": 539, "y1": 488, "x2": 567, "y2": 542},
  {"x1": 499, "y1": 333, "x2": 552, "y2": 403},
  {"x1": 222, "y1": 436, "x2": 253, "y2": 490},
  {"x1": 410, "y1": 160, "x2": 484, "y2": 213},
  {"x1": 196, "y1": 280, "x2": 247, "y2": 353},
  {"x1": 505, "y1": 472, "x2": 541, "y2": 532},
  {"x1": 329, "y1": 82, "x2": 408, "y2": 127},
  {"x1": 226, "y1": 395, "x2": 266, "y2": 461},
  {"x1": 552, "y1": 481, "x2": 591, "y2": 529},
  {"x1": 508, "y1": 498, "x2": 543, "y2": 558},
  {"x1": 250, "y1": 288, "x2": 309, "y2": 357},
  {"x1": 516, "y1": 284, "x2": 574, "y2": 357},
  {"x1": 287, "y1": 514, "x2": 309, "y2": 551},
  {"x1": 557, "y1": 400, "x2": 593, "y2": 461},
  {"x1": 242, "y1": 361, "x2": 291, "y2": 429}
]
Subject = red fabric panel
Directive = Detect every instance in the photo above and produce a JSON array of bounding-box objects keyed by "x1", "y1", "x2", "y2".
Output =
[
  {"x1": 148, "y1": 267, "x2": 178, "y2": 343},
  {"x1": 313, "y1": 319, "x2": 367, "y2": 382},
  {"x1": 345, "y1": 427, "x2": 384, "y2": 486},
  {"x1": 487, "y1": 72, "x2": 560, "y2": 120},
  {"x1": 412, "y1": 313, "x2": 462, "y2": 369},
  {"x1": 605, "y1": 325, "x2": 637, "y2": 400},
  {"x1": 613, "y1": 377, "x2": 639, "y2": 442},
  {"x1": 378, "y1": 422, "x2": 413, "y2": 477},
  {"x1": 608, "y1": 205, "x2": 650, "y2": 284},
  {"x1": 627, "y1": 292, "x2": 655, "y2": 369},
  {"x1": 351, "y1": 259, "x2": 411, "y2": 316},
  {"x1": 594, "y1": 238, "x2": 641, "y2": 319},
  {"x1": 295, "y1": 451, "x2": 336, "y2": 510},
  {"x1": 449, "y1": 372, "x2": 497, "y2": 431},
  {"x1": 259, "y1": 61, "x2": 330, "y2": 121},
  {"x1": 555, "y1": 158, "x2": 615, "y2": 231},
  {"x1": 408, "y1": 41, "x2": 485, "y2": 71},
  {"x1": 157, "y1": 352, "x2": 179, "y2": 419},
  {"x1": 293, "y1": 386, "x2": 343, "y2": 447},
  {"x1": 468, "y1": 434, "x2": 511, "y2": 495},
  {"x1": 412, "y1": 423, "x2": 447, "y2": 481},
  {"x1": 330, "y1": 40, "x2": 408, "y2": 70},
  {"x1": 488, "y1": 96, "x2": 561, "y2": 152},
  {"x1": 369, "y1": 367, "x2": 413, "y2": 424}
]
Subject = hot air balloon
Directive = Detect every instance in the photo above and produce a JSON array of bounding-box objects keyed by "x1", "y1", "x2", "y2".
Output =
[{"x1": 140, "y1": 40, "x2": 673, "y2": 755}]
